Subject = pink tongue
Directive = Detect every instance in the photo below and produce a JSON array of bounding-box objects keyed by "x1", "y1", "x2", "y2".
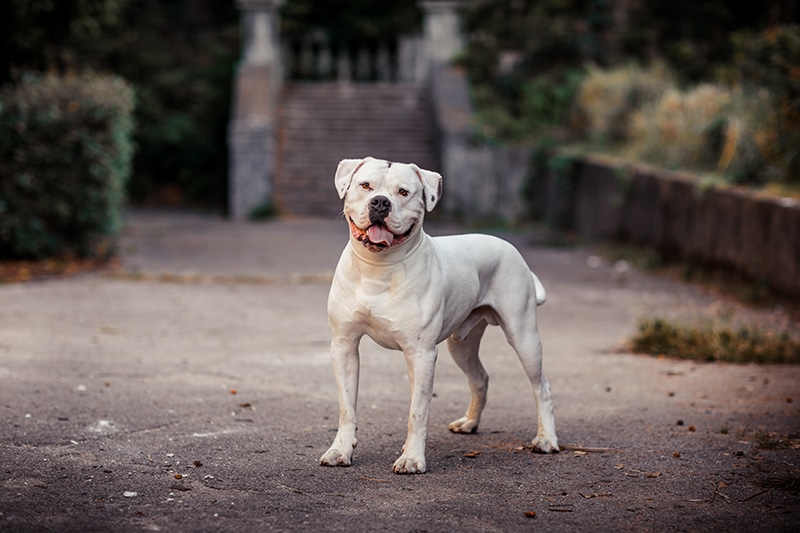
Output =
[{"x1": 367, "y1": 225, "x2": 394, "y2": 246}]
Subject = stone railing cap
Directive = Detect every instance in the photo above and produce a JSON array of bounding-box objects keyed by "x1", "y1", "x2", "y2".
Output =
[{"x1": 237, "y1": 0, "x2": 283, "y2": 11}]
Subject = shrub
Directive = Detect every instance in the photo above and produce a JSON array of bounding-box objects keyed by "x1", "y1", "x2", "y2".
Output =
[
  {"x1": 571, "y1": 63, "x2": 672, "y2": 144},
  {"x1": 472, "y1": 68, "x2": 586, "y2": 143},
  {"x1": 628, "y1": 83, "x2": 773, "y2": 183},
  {"x1": 731, "y1": 25, "x2": 800, "y2": 183},
  {"x1": 520, "y1": 68, "x2": 585, "y2": 134},
  {"x1": 629, "y1": 84, "x2": 733, "y2": 170},
  {"x1": 0, "y1": 74, "x2": 135, "y2": 259}
]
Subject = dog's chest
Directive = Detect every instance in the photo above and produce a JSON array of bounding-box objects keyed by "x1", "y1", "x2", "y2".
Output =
[{"x1": 335, "y1": 273, "x2": 428, "y2": 350}]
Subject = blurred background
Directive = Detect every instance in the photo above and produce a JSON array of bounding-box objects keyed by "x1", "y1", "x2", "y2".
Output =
[
  {"x1": 2, "y1": 1, "x2": 797, "y2": 209},
  {"x1": 1, "y1": 0, "x2": 798, "y2": 263}
]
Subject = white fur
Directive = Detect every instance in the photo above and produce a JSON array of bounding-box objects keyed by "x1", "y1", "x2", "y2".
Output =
[{"x1": 320, "y1": 157, "x2": 559, "y2": 474}]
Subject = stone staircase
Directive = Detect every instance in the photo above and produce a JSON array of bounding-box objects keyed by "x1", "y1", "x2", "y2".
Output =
[{"x1": 275, "y1": 82, "x2": 439, "y2": 218}]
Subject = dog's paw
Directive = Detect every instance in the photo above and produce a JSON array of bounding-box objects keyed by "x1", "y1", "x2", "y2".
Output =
[
  {"x1": 448, "y1": 417, "x2": 479, "y2": 434},
  {"x1": 392, "y1": 455, "x2": 427, "y2": 474},
  {"x1": 320, "y1": 447, "x2": 353, "y2": 467},
  {"x1": 531, "y1": 435, "x2": 560, "y2": 454}
]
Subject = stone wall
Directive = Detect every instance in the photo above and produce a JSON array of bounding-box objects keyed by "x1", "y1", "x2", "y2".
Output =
[
  {"x1": 533, "y1": 156, "x2": 800, "y2": 298},
  {"x1": 428, "y1": 63, "x2": 530, "y2": 222}
]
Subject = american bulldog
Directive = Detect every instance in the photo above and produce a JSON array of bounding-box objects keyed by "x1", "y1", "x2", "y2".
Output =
[{"x1": 320, "y1": 156, "x2": 559, "y2": 474}]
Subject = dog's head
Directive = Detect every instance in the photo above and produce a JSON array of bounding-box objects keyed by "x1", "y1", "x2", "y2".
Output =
[{"x1": 335, "y1": 157, "x2": 442, "y2": 253}]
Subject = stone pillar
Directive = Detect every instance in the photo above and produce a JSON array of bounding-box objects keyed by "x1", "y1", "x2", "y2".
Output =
[
  {"x1": 228, "y1": 0, "x2": 282, "y2": 219},
  {"x1": 420, "y1": 1, "x2": 464, "y2": 70}
]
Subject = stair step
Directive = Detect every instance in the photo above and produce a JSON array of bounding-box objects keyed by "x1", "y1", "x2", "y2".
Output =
[{"x1": 275, "y1": 82, "x2": 438, "y2": 217}]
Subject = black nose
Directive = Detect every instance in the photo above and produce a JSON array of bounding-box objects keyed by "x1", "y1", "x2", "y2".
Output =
[{"x1": 369, "y1": 195, "x2": 391, "y2": 221}]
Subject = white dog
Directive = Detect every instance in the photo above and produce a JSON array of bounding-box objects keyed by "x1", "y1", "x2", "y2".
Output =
[{"x1": 320, "y1": 156, "x2": 559, "y2": 474}]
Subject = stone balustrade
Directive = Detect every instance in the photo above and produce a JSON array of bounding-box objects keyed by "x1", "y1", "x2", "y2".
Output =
[{"x1": 282, "y1": 34, "x2": 425, "y2": 83}]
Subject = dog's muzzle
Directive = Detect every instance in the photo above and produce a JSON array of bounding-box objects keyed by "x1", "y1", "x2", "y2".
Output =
[
  {"x1": 368, "y1": 195, "x2": 391, "y2": 225},
  {"x1": 348, "y1": 217, "x2": 415, "y2": 252}
]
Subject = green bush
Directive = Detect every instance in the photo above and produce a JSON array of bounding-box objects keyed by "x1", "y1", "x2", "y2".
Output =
[
  {"x1": 472, "y1": 68, "x2": 586, "y2": 143},
  {"x1": 2, "y1": 0, "x2": 239, "y2": 208},
  {"x1": 0, "y1": 74, "x2": 135, "y2": 259}
]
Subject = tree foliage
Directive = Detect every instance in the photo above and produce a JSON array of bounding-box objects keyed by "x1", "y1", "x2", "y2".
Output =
[
  {"x1": 280, "y1": 0, "x2": 422, "y2": 46},
  {"x1": 0, "y1": 0, "x2": 126, "y2": 82},
  {"x1": 1, "y1": 0, "x2": 239, "y2": 208}
]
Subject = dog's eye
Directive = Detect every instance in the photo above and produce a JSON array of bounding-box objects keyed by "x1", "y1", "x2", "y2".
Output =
[
  {"x1": 398, "y1": 188, "x2": 409, "y2": 197},
  {"x1": 360, "y1": 182, "x2": 371, "y2": 191}
]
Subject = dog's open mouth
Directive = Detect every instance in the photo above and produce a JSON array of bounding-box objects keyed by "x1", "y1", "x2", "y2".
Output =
[{"x1": 349, "y1": 218, "x2": 414, "y2": 251}]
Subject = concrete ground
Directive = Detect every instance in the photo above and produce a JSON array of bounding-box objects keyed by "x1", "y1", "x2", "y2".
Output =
[{"x1": 1, "y1": 210, "x2": 798, "y2": 532}]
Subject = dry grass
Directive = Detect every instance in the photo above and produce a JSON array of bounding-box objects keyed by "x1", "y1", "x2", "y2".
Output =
[
  {"x1": 573, "y1": 64, "x2": 777, "y2": 185},
  {"x1": 629, "y1": 316, "x2": 800, "y2": 364},
  {"x1": 572, "y1": 62, "x2": 672, "y2": 144}
]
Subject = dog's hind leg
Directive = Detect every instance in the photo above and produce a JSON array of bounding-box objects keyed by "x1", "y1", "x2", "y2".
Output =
[
  {"x1": 502, "y1": 313, "x2": 559, "y2": 453},
  {"x1": 447, "y1": 316, "x2": 490, "y2": 434}
]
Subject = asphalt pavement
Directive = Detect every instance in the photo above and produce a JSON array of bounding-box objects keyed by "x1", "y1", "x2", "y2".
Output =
[{"x1": 1, "y1": 210, "x2": 798, "y2": 532}]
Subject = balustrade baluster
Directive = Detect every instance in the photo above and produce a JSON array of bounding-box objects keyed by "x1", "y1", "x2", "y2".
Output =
[
  {"x1": 355, "y1": 46, "x2": 371, "y2": 81},
  {"x1": 376, "y1": 42, "x2": 391, "y2": 82},
  {"x1": 282, "y1": 42, "x2": 293, "y2": 79},
  {"x1": 337, "y1": 48, "x2": 351, "y2": 82},
  {"x1": 299, "y1": 37, "x2": 314, "y2": 79},
  {"x1": 317, "y1": 39, "x2": 332, "y2": 79}
]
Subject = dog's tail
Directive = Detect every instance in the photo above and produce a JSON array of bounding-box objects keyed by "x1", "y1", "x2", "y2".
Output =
[{"x1": 532, "y1": 272, "x2": 546, "y2": 306}]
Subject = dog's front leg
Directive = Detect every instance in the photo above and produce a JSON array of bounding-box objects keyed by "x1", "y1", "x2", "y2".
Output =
[
  {"x1": 393, "y1": 347, "x2": 438, "y2": 474},
  {"x1": 320, "y1": 337, "x2": 360, "y2": 467}
]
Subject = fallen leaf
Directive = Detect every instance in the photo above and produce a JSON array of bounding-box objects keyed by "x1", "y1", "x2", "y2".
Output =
[
  {"x1": 580, "y1": 493, "x2": 612, "y2": 499},
  {"x1": 625, "y1": 468, "x2": 662, "y2": 478},
  {"x1": 524, "y1": 511, "x2": 537, "y2": 518},
  {"x1": 463, "y1": 451, "x2": 481, "y2": 458}
]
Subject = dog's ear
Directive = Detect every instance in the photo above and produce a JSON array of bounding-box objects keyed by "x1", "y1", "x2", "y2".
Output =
[
  {"x1": 335, "y1": 157, "x2": 370, "y2": 199},
  {"x1": 411, "y1": 164, "x2": 443, "y2": 212}
]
